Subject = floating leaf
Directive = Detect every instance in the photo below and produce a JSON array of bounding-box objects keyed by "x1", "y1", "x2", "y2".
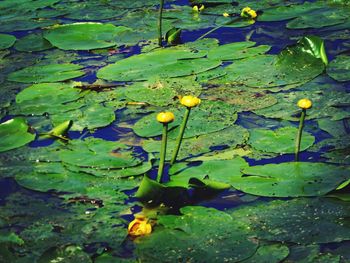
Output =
[
  {"x1": 230, "y1": 198, "x2": 350, "y2": 244},
  {"x1": 241, "y1": 244, "x2": 289, "y2": 263},
  {"x1": 14, "y1": 33, "x2": 53, "y2": 52},
  {"x1": 37, "y1": 245, "x2": 92, "y2": 263},
  {"x1": 59, "y1": 138, "x2": 141, "y2": 170},
  {"x1": 136, "y1": 206, "x2": 258, "y2": 262},
  {"x1": 168, "y1": 157, "x2": 249, "y2": 188},
  {"x1": 97, "y1": 47, "x2": 219, "y2": 81},
  {"x1": 327, "y1": 55, "x2": 350, "y2": 82},
  {"x1": 15, "y1": 82, "x2": 83, "y2": 115},
  {"x1": 231, "y1": 162, "x2": 350, "y2": 197},
  {"x1": 8, "y1": 63, "x2": 85, "y2": 83},
  {"x1": 248, "y1": 127, "x2": 315, "y2": 154},
  {"x1": 207, "y1": 41, "x2": 271, "y2": 61},
  {"x1": 201, "y1": 86, "x2": 277, "y2": 111},
  {"x1": 0, "y1": 118, "x2": 35, "y2": 152},
  {"x1": 0, "y1": 33, "x2": 16, "y2": 49},
  {"x1": 44, "y1": 23, "x2": 131, "y2": 50}
]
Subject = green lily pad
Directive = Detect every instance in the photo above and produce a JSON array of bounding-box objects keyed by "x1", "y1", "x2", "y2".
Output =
[
  {"x1": 142, "y1": 125, "x2": 249, "y2": 161},
  {"x1": 230, "y1": 198, "x2": 350, "y2": 244},
  {"x1": 201, "y1": 86, "x2": 277, "y2": 111},
  {"x1": 231, "y1": 162, "x2": 350, "y2": 197},
  {"x1": 15, "y1": 82, "x2": 83, "y2": 115},
  {"x1": 327, "y1": 55, "x2": 350, "y2": 82},
  {"x1": 248, "y1": 127, "x2": 315, "y2": 154},
  {"x1": 168, "y1": 157, "x2": 249, "y2": 188},
  {"x1": 44, "y1": 23, "x2": 131, "y2": 50},
  {"x1": 0, "y1": 118, "x2": 35, "y2": 152},
  {"x1": 59, "y1": 138, "x2": 141, "y2": 170},
  {"x1": 51, "y1": 104, "x2": 115, "y2": 131},
  {"x1": 136, "y1": 206, "x2": 258, "y2": 262},
  {"x1": 8, "y1": 63, "x2": 85, "y2": 83},
  {"x1": 207, "y1": 41, "x2": 271, "y2": 61},
  {"x1": 97, "y1": 47, "x2": 220, "y2": 81},
  {"x1": 14, "y1": 33, "x2": 53, "y2": 52},
  {"x1": 0, "y1": 33, "x2": 16, "y2": 49},
  {"x1": 254, "y1": 78, "x2": 350, "y2": 121}
]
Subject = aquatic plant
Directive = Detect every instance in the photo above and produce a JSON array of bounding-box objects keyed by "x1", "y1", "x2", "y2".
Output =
[
  {"x1": 295, "y1": 98, "x2": 312, "y2": 161},
  {"x1": 171, "y1": 95, "x2": 201, "y2": 165},
  {"x1": 156, "y1": 111, "x2": 175, "y2": 182},
  {"x1": 128, "y1": 215, "x2": 152, "y2": 237},
  {"x1": 158, "y1": 0, "x2": 165, "y2": 46}
]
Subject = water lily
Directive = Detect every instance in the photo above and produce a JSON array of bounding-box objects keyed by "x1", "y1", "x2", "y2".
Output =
[
  {"x1": 297, "y1": 98, "x2": 312, "y2": 109},
  {"x1": 241, "y1": 7, "x2": 257, "y2": 19},
  {"x1": 171, "y1": 96, "x2": 201, "y2": 165},
  {"x1": 128, "y1": 215, "x2": 152, "y2": 237},
  {"x1": 295, "y1": 98, "x2": 312, "y2": 161},
  {"x1": 157, "y1": 111, "x2": 174, "y2": 182},
  {"x1": 223, "y1": 12, "x2": 230, "y2": 17}
]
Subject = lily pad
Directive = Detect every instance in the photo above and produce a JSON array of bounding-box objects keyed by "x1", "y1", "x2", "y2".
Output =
[
  {"x1": 168, "y1": 157, "x2": 249, "y2": 188},
  {"x1": 44, "y1": 23, "x2": 131, "y2": 50},
  {"x1": 0, "y1": 34, "x2": 16, "y2": 49},
  {"x1": 327, "y1": 55, "x2": 350, "y2": 82},
  {"x1": 97, "y1": 47, "x2": 220, "y2": 81},
  {"x1": 0, "y1": 118, "x2": 35, "y2": 152},
  {"x1": 15, "y1": 82, "x2": 83, "y2": 115},
  {"x1": 136, "y1": 206, "x2": 258, "y2": 262},
  {"x1": 207, "y1": 41, "x2": 271, "y2": 61},
  {"x1": 201, "y1": 86, "x2": 277, "y2": 111},
  {"x1": 59, "y1": 138, "x2": 141, "y2": 170},
  {"x1": 14, "y1": 33, "x2": 53, "y2": 52},
  {"x1": 241, "y1": 244, "x2": 290, "y2": 263},
  {"x1": 51, "y1": 104, "x2": 116, "y2": 131},
  {"x1": 37, "y1": 245, "x2": 92, "y2": 263},
  {"x1": 230, "y1": 198, "x2": 350, "y2": 244},
  {"x1": 8, "y1": 63, "x2": 85, "y2": 83},
  {"x1": 248, "y1": 127, "x2": 315, "y2": 154},
  {"x1": 231, "y1": 162, "x2": 350, "y2": 197}
]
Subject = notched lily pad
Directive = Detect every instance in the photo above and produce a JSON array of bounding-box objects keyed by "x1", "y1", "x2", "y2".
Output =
[
  {"x1": 248, "y1": 127, "x2": 315, "y2": 154},
  {"x1": 44, "y1": 23, "x2": 131, "y2": 50},
  {"x1": 231, "y1": 162, "x2": 350, "y2": 197},
  {"x1": 327, "y1": 55, "x2": 350, "y2": 82},
  {"x1": 0, "y1": 33, "x2": 16, "y2": 49},
  {"x1": 8, "y1": 63, "x2": 85, "y2": 83}
]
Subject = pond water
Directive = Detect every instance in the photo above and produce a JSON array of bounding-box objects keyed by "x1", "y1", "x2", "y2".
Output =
[{"x1": 0, "y1": 0, "x2": 350, "y2": 262}]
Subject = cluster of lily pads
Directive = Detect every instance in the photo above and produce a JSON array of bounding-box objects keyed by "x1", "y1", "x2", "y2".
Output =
[{"x1": 0, "y1": 0, "x2": 350, "y2": 262}]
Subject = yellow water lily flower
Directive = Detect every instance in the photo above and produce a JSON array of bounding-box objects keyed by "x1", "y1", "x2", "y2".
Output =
[
  {"x1": 180, "y1": 95, "x2": 201, "y2": 108},
  {"x1": 128, "y1": 215, "x2": 152, "y2": 237},
  {"x1": 297, "y1": 98, "x2": 312, "y2": 109},
  {"x1": 241, "y1": 7, "x2": 257, "y2": 19},
  {"x1": 223, "y1": 12, "x2": 230, "y2": 17},
  {"x1": 157, "y1": 111, "x2": 175, "y2": 123}
]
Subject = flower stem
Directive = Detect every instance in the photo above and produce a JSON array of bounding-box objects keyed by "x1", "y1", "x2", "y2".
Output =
[
  {"x1": 171, "y1": 107, "x2": 191, "y2": 165},
  {"x1": 157, "y1": 123, "x2": 168, "y2": 183},
  {"x1": 295, "y1": 109, "x2": 306, "y2": 161},
  {"x1": 197, "y1": 16, "x2": 240, "y2": 41},
  {"x1": 158, "y1": 0, "x2": 165, "y2": 47}
]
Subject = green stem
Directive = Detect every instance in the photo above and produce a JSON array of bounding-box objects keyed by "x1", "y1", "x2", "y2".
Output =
[
  {"x1": 196, "y1": 16, "x2": 240, "y2": 41},
  {"x1": 157, "y1": 123, "x2": 168, "y2": 183},
  {"x1": 158, "y1": 0, "x2": 165, "y2": 47},
  {"x1": 295, "y1": 109, "x2": 306, "y2": 161},
  {"x1": 171, "y1": 107, "x2": 191, "y2": 165}
]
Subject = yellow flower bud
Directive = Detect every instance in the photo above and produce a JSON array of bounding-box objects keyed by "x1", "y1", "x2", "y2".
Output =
[
  {"x1": 180, "y1": 95, "x2": 201, "y2": 108},
  {"x1": 223, "y1": 12, "x2": 230, "y2": 17},
  {"x1": 297, "y1": 99, "x2": 312, "y2": 110},
  {"x1": 156, "y1": 111, "x2": 175, "y2": 124},
  {"x1": 192, "y1": 4, "x2": 204, "y2": 12},
  {"x1": 128, "y1": 216, "x2": 152, "y2": 237},
  {"x1": 241, "y1": 7, "x2": 257, "y2": 19}
]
